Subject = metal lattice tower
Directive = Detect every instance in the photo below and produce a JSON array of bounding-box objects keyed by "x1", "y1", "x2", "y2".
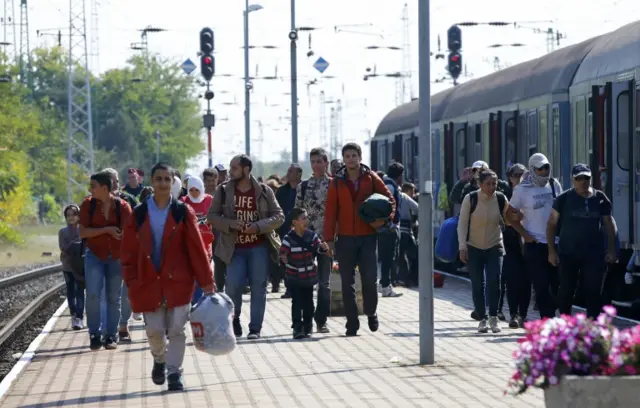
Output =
[
  {"x1": 18, "y1": 0, "x2": 30, "y2": 88},
  {"x1": 90, "y1": 0, "x2": 99, "y2": 72},
  {"x1": 401, "y1": 3, "x2": 413, "y2": 101},
  {"x1": 67, "y1": 0, "x2": 95, "y2": 203},
  {"x1": 2, "y1": 0, "x2": 17, "y2": 63},
  {"x1": 319, "y1": 90, "x2": 327, "y2": 150}
]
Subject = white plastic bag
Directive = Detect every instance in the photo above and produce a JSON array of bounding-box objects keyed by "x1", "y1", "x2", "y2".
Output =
[{"x1": 189, "y1": 292, "x2": 236, "y2": 356}]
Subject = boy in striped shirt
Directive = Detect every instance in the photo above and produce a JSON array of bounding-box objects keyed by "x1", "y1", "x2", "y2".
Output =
[{"x1": 279, "y1": 207, "x2": 329, "y2": 339}]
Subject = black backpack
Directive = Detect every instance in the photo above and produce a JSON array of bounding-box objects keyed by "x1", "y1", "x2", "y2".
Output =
[{"x1": 70, "y1": 198, "x2": 123, "y2": 282}]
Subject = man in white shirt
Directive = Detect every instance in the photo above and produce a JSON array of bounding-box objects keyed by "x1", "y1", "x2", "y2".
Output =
[{"x1": 509, "y1": 153, "x2": 562, "y2": 319}]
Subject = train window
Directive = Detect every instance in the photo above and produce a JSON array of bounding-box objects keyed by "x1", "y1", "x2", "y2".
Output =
[
  {"x1": 474, "y1": 123, "x2": 482, "y2": 160},
  {"x1": 483, "y1": 121, "x2": 490, "y2": 164},
  {"x1": 617, "y1": 91, "x2": 630, "y2": 170},
  {"x1": 505, "y1": 118, "x2": 517, "y2": 168},
  {"x1": 456, "y1": 128, "x2": 466, "y2": 169},
  {"x1": 527, "y1": 112, "x2": 538, "y2": 157},
  {"x1": 539, "y1": 107, "x2": 548, "y2": 158},
  {"x1": 575, "y1": 98, "x2": 586, "y2": 164},
  {"x1": 378, "y1": 142, "x2": 387, "y2": 170},
  {"x1": 552, "y1": 105, "x2": 560, "y2": 179}
]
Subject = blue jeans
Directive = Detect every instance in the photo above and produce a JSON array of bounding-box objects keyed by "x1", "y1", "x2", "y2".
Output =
[
  {"x1": 100, "y1": 288, "x2": 106, "y2": 331},
  {"x1": 63, "y1": 272, "x2": 85, "y2": 319},
  {"x1": 225, "y1": 244, "x2": 269, "y2": 332},
  {"x1": 378, "y1": 229, "x2": 400, "y2": 287},
  {"x1": 467, "y1": 245, "x2": 503, "y2": 319},
  {"x1": 84, "y1": 250, "x2": 123, "y2": 338}
]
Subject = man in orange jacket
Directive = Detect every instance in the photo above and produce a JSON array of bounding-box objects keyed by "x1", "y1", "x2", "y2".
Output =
[
  {"x1": 120, "y1": 162, "x2": 215, "y2": 391},
  {"x1": 324, "y1": 142, "x2": 396, "y2": 336}
]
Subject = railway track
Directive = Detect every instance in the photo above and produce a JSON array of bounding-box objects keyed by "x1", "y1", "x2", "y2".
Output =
[{"x1": 0, "y1": 264, "x2": 65, "y2": 347}]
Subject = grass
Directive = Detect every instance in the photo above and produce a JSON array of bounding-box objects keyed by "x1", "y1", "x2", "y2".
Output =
[{"x1": 0, "y1": 224, "x2": 64, "y2": 268}]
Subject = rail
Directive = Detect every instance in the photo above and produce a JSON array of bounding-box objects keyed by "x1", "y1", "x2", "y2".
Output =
[{"x1": 0, "y1": 263, "x2": 63, "y2": 290}]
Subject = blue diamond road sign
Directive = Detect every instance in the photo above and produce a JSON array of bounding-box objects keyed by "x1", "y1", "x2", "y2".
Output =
[
  {"x1": 181, "y1": 58, "x2": 197, "y2": 75},
  {"x1": 313, "y1": 57, "x2": 329, "y2": 74}
]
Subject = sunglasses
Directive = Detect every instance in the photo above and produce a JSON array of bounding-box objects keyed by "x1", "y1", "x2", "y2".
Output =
[{"x1": 535, "y1": 164, "x2": 551, "y2": 171}]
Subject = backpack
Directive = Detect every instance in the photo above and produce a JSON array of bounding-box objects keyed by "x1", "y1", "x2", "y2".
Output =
[
  {"x1": 71, "y1": 198, "x2": 123, "y2": 282},
  {"x1": 133, "y1": 198, "x2": 188, "y2": 230},
  {"x1": 467, "y1": 190, "x2": 507, "y2": 241},
  {"x1": 435, "y1": 216, "x2": 460, "y2": 263}
]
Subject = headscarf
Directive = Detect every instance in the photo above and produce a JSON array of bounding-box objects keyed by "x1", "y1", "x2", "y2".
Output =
[
  {"x1": 171, "y1": 176, "x2": 182, "y2": 198},
  {"x1": 521, "y1": 154, "x2": 551, "y2": 188},
  {"x1": 187, "y1": 176, "x2": 206, "y2": 203}
]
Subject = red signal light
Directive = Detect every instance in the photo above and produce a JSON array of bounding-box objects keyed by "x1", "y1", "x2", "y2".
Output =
[
  {"x1": 203, "y1": 56, "x2": 212, "y2": 65},
  {"x1": 451, "y1": 54, "x2": 460, "y2": 62}
]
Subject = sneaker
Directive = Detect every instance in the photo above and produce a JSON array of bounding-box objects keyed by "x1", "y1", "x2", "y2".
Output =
[
  {"x1": 381, "y1": 286, "x2": 403, "y2": 298},
  {"x1": 247, "y1": 330, "x2": 260, "y2": 340},
  {"x1": 293, "y1": 327, "x2": 305, "y2": 340},
  {"x1": 167, "y1": 373, "x2": 184, "y2": 391},
  {"x1": 71, "y1": 317, "x2": 83, "y2": 330},
  {"x1": 477, "y1": 319, "x2": 488, "y2": 333},
  {"x1": 489, "y1": 316, "x2": 501, "y2": 333},
  {"x1": 497, "y1": 311, "x2": 506, "y2": 321},
  {"x1": 316, "y1": 323, "x2": 330, "y2": 334},
  {"x1": 508, "y1": 316, "x2": 520, "y2": 329},
  {"x1": 118, "y1": 330, "x2": 132, "y2": 343},
  {"x1": 132, "y1": 313, "x2": 143, "y2": 321},
  {"x1": 89, "y1": 334, "x2": 102, "y2": 350},
  {"x1": 368, "y1": 314, "x2": 379, "y2": 332},
  {"x1": 104, "y1": 336, "x2": 118, "y2": 350},
  {"x1": 151, "y1": 362, "x2": 166, "y2": 385},
  {"x1": 470, "y1": 311, "x2": 482, "y2": 321},
  {"x1": 233, "y1": 318, "x2": 242, "y2": 338}
]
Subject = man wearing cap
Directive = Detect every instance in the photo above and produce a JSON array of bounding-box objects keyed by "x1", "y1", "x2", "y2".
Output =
[
  {"x1": 546, "y1": 163, "x2": 617, "y2": 318},
  {"x1": 215, "y1": 164, "x2": 228, "y2": 183},
  {"x1": 508, "y1": 153, "x2": 563, "y2": 322},
  {"x1": 449, "y1": 160, "x2": 511, "y2": 205}
]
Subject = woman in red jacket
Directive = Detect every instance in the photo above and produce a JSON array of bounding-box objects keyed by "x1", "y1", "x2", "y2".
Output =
[{"x1": 181, "y1": 176, "x2": 214, "y2": 304}]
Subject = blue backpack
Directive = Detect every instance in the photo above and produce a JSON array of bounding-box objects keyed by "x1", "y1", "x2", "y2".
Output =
[{"x1": 435, "y1": 216, "x2": 460, "y2": 263}]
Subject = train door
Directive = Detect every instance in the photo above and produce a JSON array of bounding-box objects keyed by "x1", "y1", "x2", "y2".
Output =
[
  {"x1": 489, "y1": 112, "x2": 502, "y2": 178},
  {"x1": 452, "y1": 122, "x2": 468, "y2": 177},
  {"x1": 590, "y1": 86, "x2": 607, "y2": 191},
  {"x1": 500, "y1": 110, "x2": 518, "y2": 175},
  {"x1": 608, "y1": 80, "x2": 635, "y2": 246},
  {"x1": 392, "y1": 134, "x2": 403, "y2": 164}
]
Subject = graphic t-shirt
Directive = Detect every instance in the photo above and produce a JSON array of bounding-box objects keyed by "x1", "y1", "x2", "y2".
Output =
[
  {"x1": 235, "y1": 187, "x2": 264, "y2": 248},
  {"x1": 510, "y1": 179, "x2": 562, "y2": 244}
]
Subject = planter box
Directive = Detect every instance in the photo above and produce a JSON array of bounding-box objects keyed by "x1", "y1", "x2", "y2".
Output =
[
  {"x1": 329, "y1": 270, "x2": 364, "y2": 316},
  {"x1": 544, "y1": 375, "x2": 640, "y2": 408}
]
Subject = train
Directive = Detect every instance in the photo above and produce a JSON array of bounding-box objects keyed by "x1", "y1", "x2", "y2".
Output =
[{"x1": 371, "y1": 20, "x2": 640, "y2": 317}]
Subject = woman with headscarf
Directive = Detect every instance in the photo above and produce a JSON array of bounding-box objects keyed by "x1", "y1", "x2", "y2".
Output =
[{"x1": 180, "y1": 176, "x2": 215, "y2": 304}]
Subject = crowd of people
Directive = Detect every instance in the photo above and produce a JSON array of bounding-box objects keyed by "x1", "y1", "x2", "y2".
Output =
[{"x1": 57, "y1": 142, "x2": 420, "y2": 391}]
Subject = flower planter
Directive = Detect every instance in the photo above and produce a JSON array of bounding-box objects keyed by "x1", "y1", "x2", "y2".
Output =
[
  {"x1": 329, "y1": 269, "x2": 364, "y2": 316},
  {"x1": 544, "y1": 375, "x2": 640, "y2": 408}
]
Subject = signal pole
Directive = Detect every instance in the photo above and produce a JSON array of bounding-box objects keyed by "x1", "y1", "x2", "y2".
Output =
[
  {"x1": 418, "y1": 0, "x2": 434, "y2": 365},
  {"x1": 200, "y1": 28, "x2": 216, "y2": 168}
]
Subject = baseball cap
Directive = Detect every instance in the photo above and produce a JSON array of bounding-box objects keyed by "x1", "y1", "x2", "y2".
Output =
[
  {"x1": 528, "y1": 153, "x2": 550, "y2": 169},
  {"x1": 471, "y1": 160, "x2": 488, "y2": 169},
  {"x1": 214, "y1": 164, "x2": 226, "y2": 172},
  {"x1": 572, "y1": 163, "x2": 592, "y2": 178}
]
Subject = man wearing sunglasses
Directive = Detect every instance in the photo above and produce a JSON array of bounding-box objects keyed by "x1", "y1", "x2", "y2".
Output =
[
  {"x1": 509, "y1": 153, "x2": 563, "y2": 321},
  {"x1": 546, "y1": 163, "x2": 617, "y2": 318}
]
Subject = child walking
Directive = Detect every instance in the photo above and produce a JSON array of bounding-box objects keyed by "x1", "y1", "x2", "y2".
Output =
[
  {"x1": 58, "y1": 204, "x2": 85, "y2": 330},
  {"x1": 279, "y1": 207, "x2": 329, "y2": 339}
]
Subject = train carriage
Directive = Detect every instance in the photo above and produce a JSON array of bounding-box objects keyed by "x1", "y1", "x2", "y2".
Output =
[{"x1": 371, "y1": 20, "x2": 640, "y2": 317}]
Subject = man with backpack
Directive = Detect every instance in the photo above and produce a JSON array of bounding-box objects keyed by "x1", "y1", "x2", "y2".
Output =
[
  {"x1": 79, "y1": 171, "x2": 133, "y2": 351},
  {"x1": 207, "y1": 154, "x2": 284, "y2": 340},
  {"x1": 324, "y1": 142, "x2": 396, "y2": 336},
  {"x1": 120, "y1": 162, "x2": 215, "y2": 391},
  {"x1": 546, "y1": 163, "x2": 617, "y2": 318},
  {"x1": 509, "y1": 153, "x2": 563, "y2": 321},
  {"x1": 294, "y1": 147, "x2": 332, "y2": 333}
]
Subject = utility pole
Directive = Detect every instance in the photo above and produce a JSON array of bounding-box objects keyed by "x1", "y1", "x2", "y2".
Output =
[
  {"x1": 18, "y1": 0, "x2": 30, "y2": 90},
  {"x1": 90, "y1": 0, "x2": 99, "y2": 73},
  {"x1": 418, "y1": 0, "x2": 434, "y2": 365},
  {"x1": 401, "y1": 3, "x2": 413, "y2": 101},
  {"x1": 67, "y1": 0, "x2": 95, "y2": 203},
  {"x1": 242, "y1": 2, "x2": 264, "y2": 156},
  {"x1": 200, "y1": 27, "x2": 216, "y2": 168},
  {"x1": 288, "y1": 0, "x2": 299, "y2": 163}
]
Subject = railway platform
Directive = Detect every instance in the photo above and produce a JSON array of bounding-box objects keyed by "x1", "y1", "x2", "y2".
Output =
[{"x1": 0, "y1": 277, "x2": 543, "y2": 407}]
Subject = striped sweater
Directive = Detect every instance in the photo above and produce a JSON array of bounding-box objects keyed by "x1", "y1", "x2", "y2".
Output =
[{"x1": 279, "y1": 229, "x2": 321, "y2": 287}]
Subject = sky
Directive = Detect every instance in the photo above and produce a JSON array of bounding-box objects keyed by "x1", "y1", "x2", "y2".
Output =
[{"x1": 5, "y1": 0, "x2": 640, "y2": 174}]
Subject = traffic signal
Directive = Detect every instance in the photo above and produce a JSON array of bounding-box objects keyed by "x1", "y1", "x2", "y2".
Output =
[
  {"x1": 447, "y1": 25, "x2": 461, "y2": 52},
  {"x1": 448, "y1": 52, "x2": 462, "y2": 80},
  {"x1": 200, "y1": 27, "x2": 214, "y2": 55},
  {"x1": 201, "y1": 54, "x2": 215, "y2": 82}
]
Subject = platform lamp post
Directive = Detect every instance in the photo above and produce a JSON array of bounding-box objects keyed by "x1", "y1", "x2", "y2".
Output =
[
  {"x1": 243, "y1": 2, "x2": 264, "y2": 156},
  {"x1": 418, "y1": 0, "x2": 434, "y2": 365}
]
